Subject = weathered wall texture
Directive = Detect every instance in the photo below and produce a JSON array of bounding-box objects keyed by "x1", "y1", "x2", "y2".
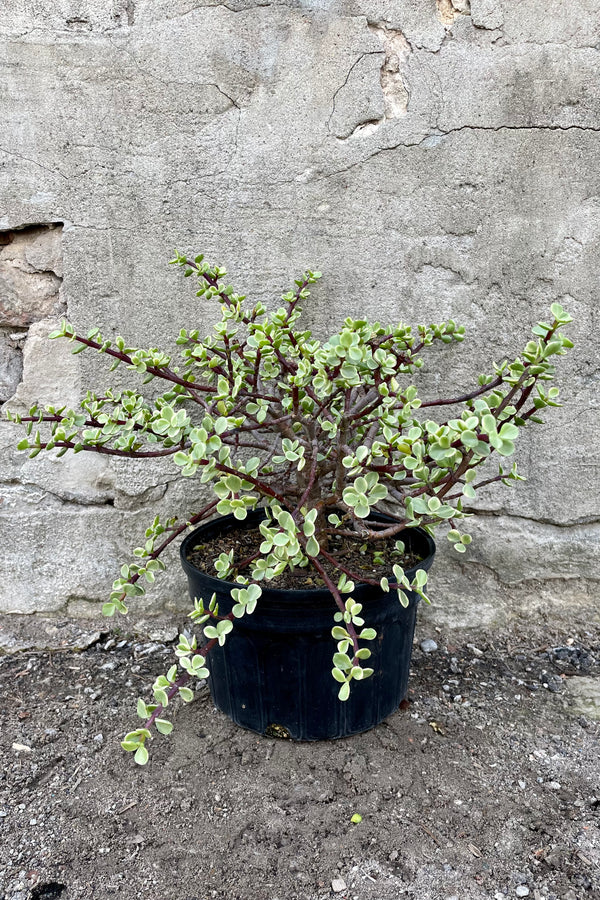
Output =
[{"x1": 1, "y1": 0, "x2": 599, "y2": 629}]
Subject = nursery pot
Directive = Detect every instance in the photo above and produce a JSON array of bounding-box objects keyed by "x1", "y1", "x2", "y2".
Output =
[{"x1": 180, "y1": 510, "x2": 436, "y2": 741}]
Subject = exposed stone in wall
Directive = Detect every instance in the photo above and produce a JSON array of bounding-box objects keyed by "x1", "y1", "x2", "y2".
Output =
[
  {"x1": 437, "y1": 0, "x2": 472, "y2": 26},
  {"x1": 369, "y1": 26, "x2": 411, "y2": 120},
  {"x1": 0, "y1": 328, "x2": 26, "y2": 404},
  {"x1": 0, "y1": 224, "x2": 64, "y2": 403},
  {"x1": 0, "y1": 225, "x2": 64, "y2": 327},
  {"x1": 331, "y1": 25, "x2": 412, "y2": 140}
]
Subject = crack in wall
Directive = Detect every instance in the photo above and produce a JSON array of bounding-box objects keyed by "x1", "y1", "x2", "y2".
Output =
[
  {"x1": 0, "y1": 147, "x2": 68, "y2": 181},
  {"x1": 0, "y1": 480, "x2": 116, "y2": 509},
  {"x1": 463, "y1": 508, "x2": 600, "y2": 529},
  {"x1": 108, "y1": 35, "x2": 242, "y2": 110},
  {"x1": 454, "y1": 557, "x2": 600, "y2": 587},
  {"x1": 331, "y1": 30, "x2": 412, "y2": 142},
  {"x1": 327, "y1": 52, "x2": 376, "y2": 134},
  {"x1": 156, "y1": 2, "x2": 274, "y2": 21},
  {"x1": 297, "y1": 123, "x2": 600, "y2": 187},
  {"x1": 425, "y1": 123, "x2": 600, "y2": 139}
]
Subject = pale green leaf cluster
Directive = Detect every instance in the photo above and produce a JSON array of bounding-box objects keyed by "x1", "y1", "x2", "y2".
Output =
[{"x1": 331, "y1": 600, "x2": 376, "y2": 700}]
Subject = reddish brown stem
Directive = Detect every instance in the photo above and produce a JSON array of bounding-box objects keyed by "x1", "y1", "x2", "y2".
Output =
[
  {"x1": 421, "y1": 376, "x2": 504, "y2": 408},
  {"x1": 37, "y1": 440, "x2": 183, "y2": 459},
  {"x1": 68, "y1": 332, "x2": 216, "y2": 400}
]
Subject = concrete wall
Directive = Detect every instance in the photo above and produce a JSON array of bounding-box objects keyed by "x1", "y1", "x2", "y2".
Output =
[{"x1": 1, "y1": 0, "x2": 599, "y2": 628}]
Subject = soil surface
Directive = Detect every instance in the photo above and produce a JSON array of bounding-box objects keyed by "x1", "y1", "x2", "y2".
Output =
[
  {"x1": 0, "y1": 616, "x2": 599, "y2": 900},
  {"x1": 187, "y1": 526, "x2": 423, "y2": 590}
]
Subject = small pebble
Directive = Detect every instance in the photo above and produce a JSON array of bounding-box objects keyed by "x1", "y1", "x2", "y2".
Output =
[
  {"x1": 420, "y1": 639, "x2": 438, "y2": 653},
  {"x1": 331, "y1": 878, "x2": 347, "y2": 893},
  {"x1": 547, "y1": 781, "x2": 561, "y2": 790},
  {"x1": 515, "y1": 887, "x2": 529, "y2": 898},
  {"x1": 137, "y1": 642, "x2": 163, "y2": 657},
  {"x1": 147, "y1": 627, "x2": 178, "y2": 643},
  {"x1": 540, "y1": 673, "x2": 563, "y2": 693}
]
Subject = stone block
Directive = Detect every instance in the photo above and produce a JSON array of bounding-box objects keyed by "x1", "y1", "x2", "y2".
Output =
[
  {"x1": 0, "y1": 226, "x2": 64, "y2": 327},
  {"x1": 0, "y1": 327, "x2": 25, "y2": 404}
]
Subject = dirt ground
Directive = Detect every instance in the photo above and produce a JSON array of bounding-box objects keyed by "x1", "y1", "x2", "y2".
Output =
[{"x1": 0, "y1": 615, "x2": 599, "y2": 900}]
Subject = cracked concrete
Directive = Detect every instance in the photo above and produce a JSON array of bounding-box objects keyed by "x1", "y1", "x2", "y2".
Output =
[{"x1": 1, "y1": 0, "x2": 599, "y2": 618}]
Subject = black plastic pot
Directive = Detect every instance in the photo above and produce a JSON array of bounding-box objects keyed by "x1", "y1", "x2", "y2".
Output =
[{"x1": 180, "y1": 509, "x2": 436, "y2": 741}]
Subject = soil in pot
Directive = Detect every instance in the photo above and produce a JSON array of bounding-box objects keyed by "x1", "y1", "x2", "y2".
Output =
[{"x1": 186, "y1": 522, "x2": 423, "y2": 590}]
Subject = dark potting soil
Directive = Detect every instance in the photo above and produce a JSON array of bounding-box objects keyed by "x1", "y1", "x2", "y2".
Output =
[{"x1": 186, "y1": 524, "x2": 423, "y2": 590}]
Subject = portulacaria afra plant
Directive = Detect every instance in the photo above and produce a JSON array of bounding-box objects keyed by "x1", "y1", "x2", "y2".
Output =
[{"x1": 8, "y1": 252, "x2": 573, "y2": 762}]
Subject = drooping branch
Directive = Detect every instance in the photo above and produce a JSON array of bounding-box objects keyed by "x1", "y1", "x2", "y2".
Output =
[
  {"x1": 110, "y1": 501, "x2": 221, "y2": 609},
  {"x1": 306, "y1": 553, "x2": 361, "y2": 659}
]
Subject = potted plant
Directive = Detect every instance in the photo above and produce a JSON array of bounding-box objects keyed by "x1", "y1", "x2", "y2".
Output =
[{"x1": 7, "y1": 253, "x2": 573, "y2": 762}]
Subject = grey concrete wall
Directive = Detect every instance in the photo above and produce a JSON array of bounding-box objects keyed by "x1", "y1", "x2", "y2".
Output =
[{"x1": 1, "y1": 0, "x2": 599, "y2": 628}]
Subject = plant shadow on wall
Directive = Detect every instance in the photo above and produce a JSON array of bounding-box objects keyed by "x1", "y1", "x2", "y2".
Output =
[{"x1": 7, "y1": 254, "x2": 573, "y2": 763}]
